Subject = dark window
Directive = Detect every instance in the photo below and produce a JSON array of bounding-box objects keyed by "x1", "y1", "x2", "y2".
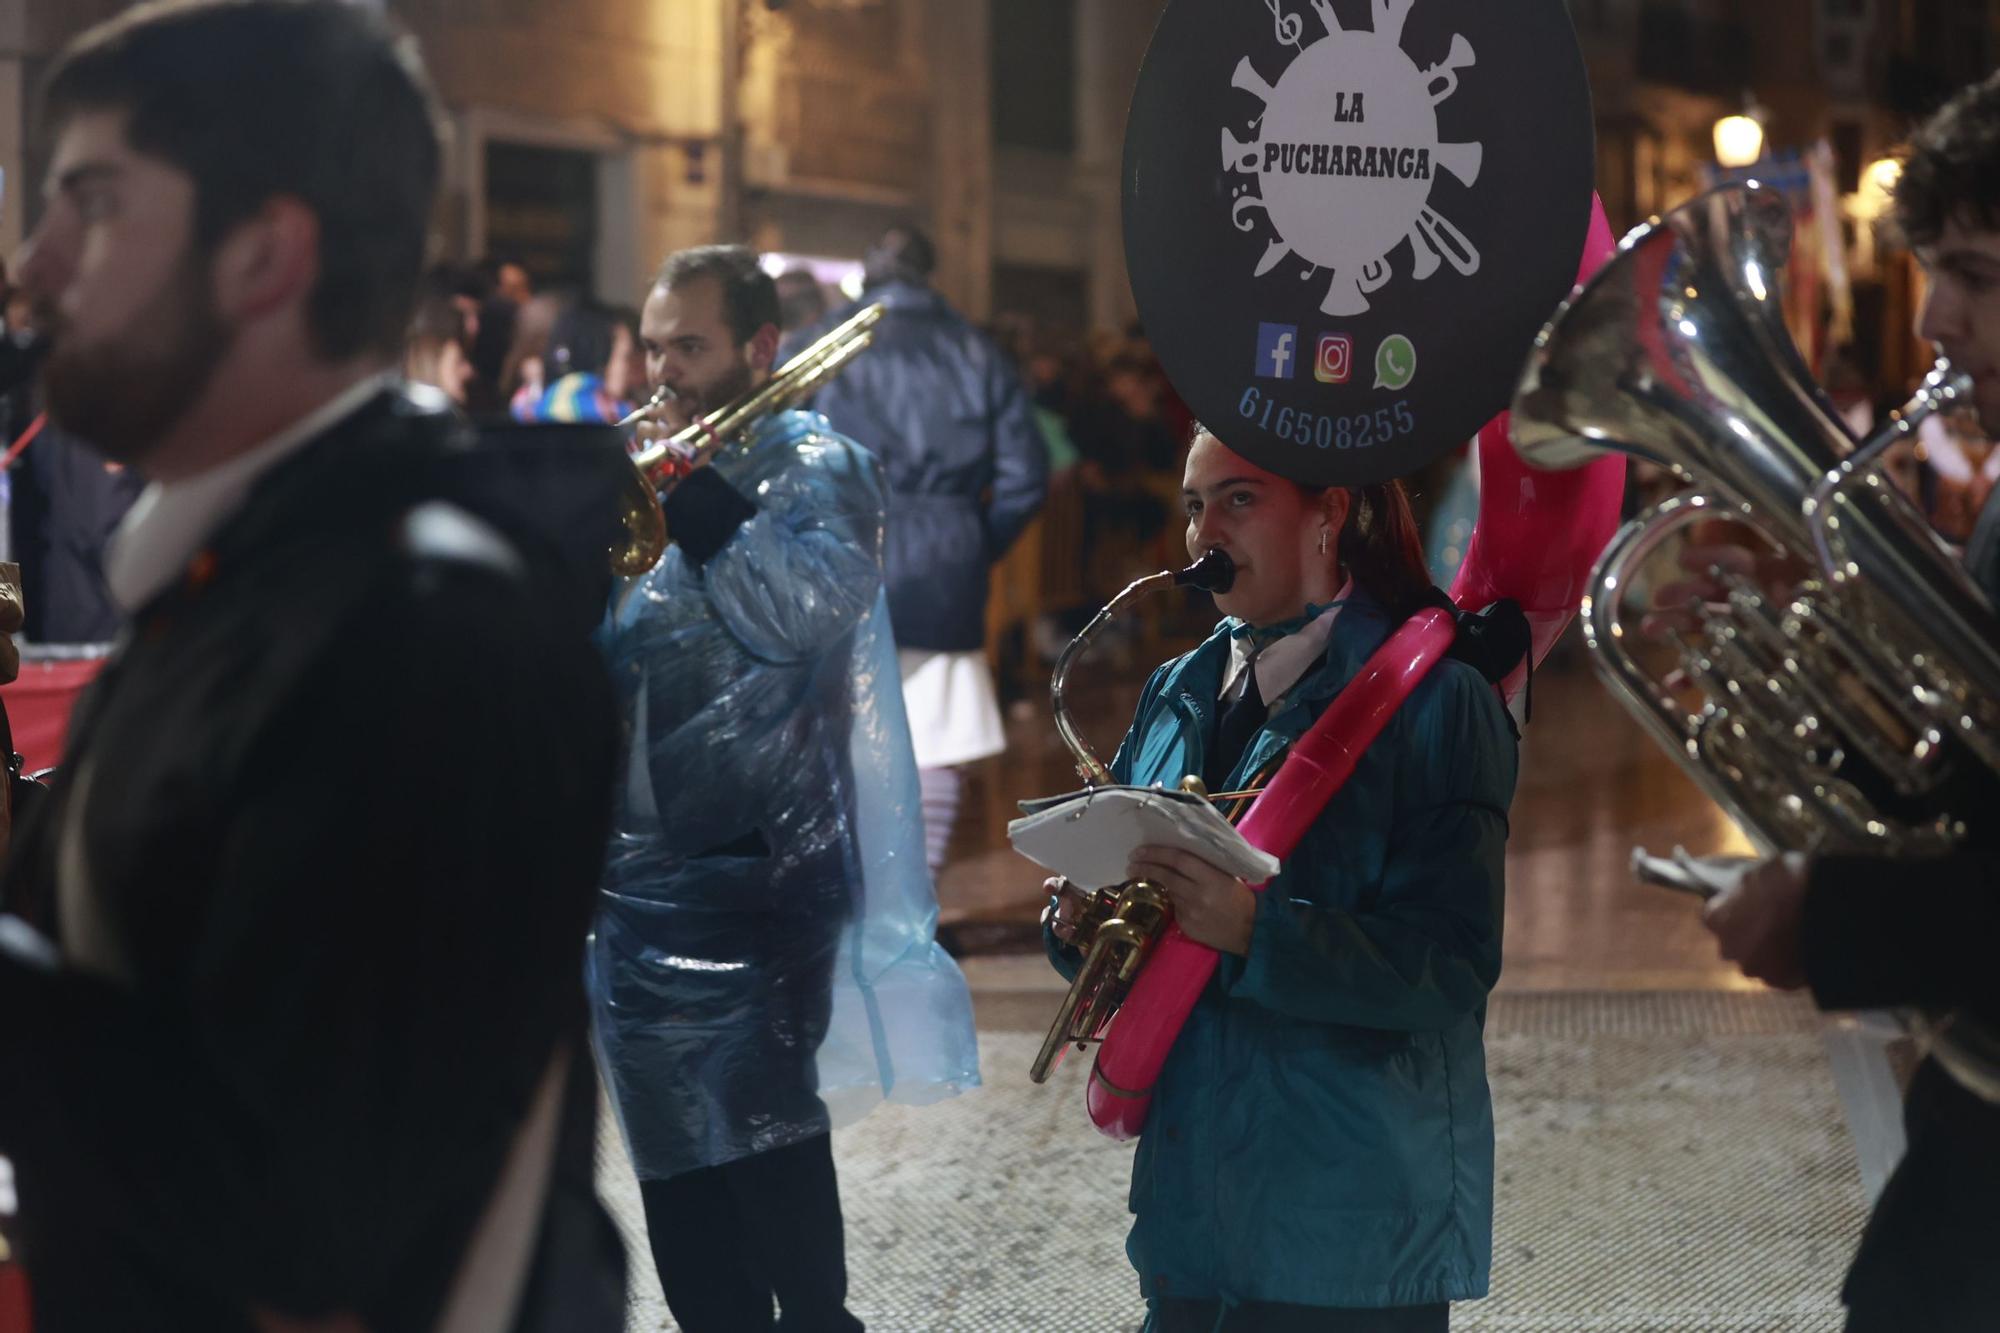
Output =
[
  {"x1": 992, "y1": 0, "x2": 1076, "y2": 154},
  {"x1": 484, "y1": 142, "x2": 597, "y2": 296}
]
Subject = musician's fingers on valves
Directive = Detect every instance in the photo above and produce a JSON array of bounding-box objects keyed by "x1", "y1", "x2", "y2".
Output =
[
  {"x1": 1125, "y1": 845, "x2": 1256, "y2": 957},
  {"x1": 1699, "y1": 851, "x2": 1811, "y2": 991},
  {"x1": 1638, "y1": 540, "x2": 1809, "y2": 640}
]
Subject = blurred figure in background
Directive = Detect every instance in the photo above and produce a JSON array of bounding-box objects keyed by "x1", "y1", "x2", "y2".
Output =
[
  {"x1": 1068, "y1": 341, "x2": 1179, "y2": 615},
  {"x1": 403, "y1": 291, "x2": 475, "y2": 407},
  {"x1": 513, "y1": 300, "x2": 641, "y2": 424},
  {"x1": 776, "y1": 266, "x2": 830, "y2": 336},
  {"x1": 990, "y1": 313, "x2": 1080, "y2": 477},
  {"x1": 496, "y1": 292, "x2": 560, "y2": 422},
  {"x1": 789, "y1": 224, "x2": 1048, "y2": 878},
  {"x1": 491, "y1": 258, "x2": 534, "y2": 308},
  {"x1": 460, "y1": 258, "x2": 530, "y2": 420},
  {"x1": 0, "y1": 259, "x2": 141, "y2": 644},
  {"x1": 11, "y1": 424, "x2": 144, "y2": 645},
  {"x1": 991, "y1": 313, "x2": 1092, "y2": 669}
]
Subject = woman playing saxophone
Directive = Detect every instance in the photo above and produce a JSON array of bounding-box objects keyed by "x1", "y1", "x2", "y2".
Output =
[{"x1": 1044, "y1": 425, "x2": 1518, "y2": 1333}]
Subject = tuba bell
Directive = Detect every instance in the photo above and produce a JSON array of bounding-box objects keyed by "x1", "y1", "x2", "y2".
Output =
[
  {"x1": 1510, "y1": 182, "x2": 2000, "y2": 1101},
  {"x1": 610, "y1": 303, "x2": 885, "y2": 575}
]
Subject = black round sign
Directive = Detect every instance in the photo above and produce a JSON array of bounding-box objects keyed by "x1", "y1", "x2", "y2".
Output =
[{"x1": 1125, "y1": 0, "x2": 1595, "y2": 486}]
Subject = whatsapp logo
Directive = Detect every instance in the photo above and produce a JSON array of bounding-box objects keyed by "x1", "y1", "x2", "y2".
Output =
[{"x1": 1374, "y1": 335, "x2": 1417, "y2": 390}]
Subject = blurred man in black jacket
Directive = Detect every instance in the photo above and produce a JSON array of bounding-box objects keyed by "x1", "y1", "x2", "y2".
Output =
[
  {"x1": 1702, "y1": 71, "x2": 2000, "y2": 1333},
  {"x1": 0, "y1": 4, "x2": 627, "y2": 1329},
  {"x1": 789, "y1": 227, "x2": 1047, "y2": 877}
]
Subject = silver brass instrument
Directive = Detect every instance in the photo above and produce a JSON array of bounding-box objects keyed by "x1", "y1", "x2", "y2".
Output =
[
  {"x1": 1031, "y1": 549, "x2": 1238, "y2": 1083},
  {"x1": 1511, "y1": 182, "x2": 2000, "y2": 1101},
  {"x1": 610, "y1": 303, "x2": 885, "y2": 575}
]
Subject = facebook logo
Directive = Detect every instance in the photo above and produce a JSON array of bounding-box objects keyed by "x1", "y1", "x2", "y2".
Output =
[{"x1": 1256, "y1": 323, "x2": 1299, "y2": 380}]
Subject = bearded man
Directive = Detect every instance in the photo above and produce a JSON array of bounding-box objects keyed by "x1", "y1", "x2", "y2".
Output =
[
  {"x1": 591, "y1": 244, "x2": 977, "y2": 1333},
  {"x1": 0, "y1": 3, "x2": 628, "y2": 1329}
]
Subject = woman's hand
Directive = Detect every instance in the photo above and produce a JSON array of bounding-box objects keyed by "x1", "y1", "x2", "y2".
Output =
[
  {"x1": 1042, "y1": 876, "x2": 1091, "y2": 946},
  {"x1": 1128, "y1": 845, "x2": 1257, "y2": 957}
]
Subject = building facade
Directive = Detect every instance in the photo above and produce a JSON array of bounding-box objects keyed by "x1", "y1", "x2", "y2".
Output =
[
  {"x1": 0, "y1": 0, "x2": 1160, "y2": 329},
  {"x1": 2, "y1": 0, "x2": 1997, "y2": 364}
]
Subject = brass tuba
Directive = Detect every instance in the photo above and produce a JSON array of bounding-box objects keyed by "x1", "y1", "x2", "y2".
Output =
[
  {"x1": 1031, "y1": 548, "x2": 1241, "y2": 1084},
  {"x1": 610, "y1": 302, "x2": 886, "y2": 575},
  {"x1": 1510, "y1": 182, "x2": 2000, "y2": 1101}
]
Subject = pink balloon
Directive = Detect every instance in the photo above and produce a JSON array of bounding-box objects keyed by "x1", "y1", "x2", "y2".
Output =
[{"x1": 1450, "y1": 194, "x2": 1625, "y2": 705}]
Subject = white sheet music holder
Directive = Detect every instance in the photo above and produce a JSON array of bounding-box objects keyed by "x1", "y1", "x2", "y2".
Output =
[{"x1": 1007, "y1": 785, "x2": 1280, "y2": 892}]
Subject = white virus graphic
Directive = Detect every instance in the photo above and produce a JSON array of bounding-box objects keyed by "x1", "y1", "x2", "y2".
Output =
[{"x1": 1225, "y1": 0, "x2": 1483, "y2": 316}]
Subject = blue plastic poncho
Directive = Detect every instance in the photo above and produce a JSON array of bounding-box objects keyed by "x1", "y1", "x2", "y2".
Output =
[{"x1": 587, "y1": 408, "x2": 980, "y2": 1182}]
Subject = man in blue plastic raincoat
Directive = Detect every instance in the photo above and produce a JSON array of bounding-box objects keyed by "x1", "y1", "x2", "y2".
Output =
[{"x1": 588, "y1": 245, "x2": 979, "y2": 1333}]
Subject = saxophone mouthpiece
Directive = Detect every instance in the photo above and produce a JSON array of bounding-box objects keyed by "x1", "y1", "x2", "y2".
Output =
[{"x1": 1175, "y1": 548, "x2": 1236, "y2": 594}]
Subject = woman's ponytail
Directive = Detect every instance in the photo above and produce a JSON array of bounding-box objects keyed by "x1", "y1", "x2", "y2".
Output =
[{"x1": 1336, "y1": 480, "x2": 1433, "y2": 617}]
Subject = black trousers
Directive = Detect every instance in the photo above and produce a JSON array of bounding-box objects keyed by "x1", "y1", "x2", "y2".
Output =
[
  {"x1": 1839, "y1": 1061, "x2": 2000, "y2": 1332},
  {"x1": 638, "y1": 1132, "x2": 863, "y2": 1333},
  {"x1": 1149, "y1": 1300, "x2": 1449, "y2": 1332}
]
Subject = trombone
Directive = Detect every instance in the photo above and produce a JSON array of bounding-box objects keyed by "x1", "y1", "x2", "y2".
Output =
[{"x1": 609, "y1": 303, "x2": 885, "y2": 575}]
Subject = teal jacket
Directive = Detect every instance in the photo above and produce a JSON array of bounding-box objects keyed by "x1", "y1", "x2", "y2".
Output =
[{"x1": 1052, "y1": 591, "x2": 1518, "y2": 1310}]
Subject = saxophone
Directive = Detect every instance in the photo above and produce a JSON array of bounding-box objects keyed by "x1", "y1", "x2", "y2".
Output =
[{"x1": 1030, "y1": 548, "x2": 1239, "y2": 1085}]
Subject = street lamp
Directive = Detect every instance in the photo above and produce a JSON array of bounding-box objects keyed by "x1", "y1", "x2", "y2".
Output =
[{"x1": 1714, "y1": 112, "x2": 1766, "y2": 169}]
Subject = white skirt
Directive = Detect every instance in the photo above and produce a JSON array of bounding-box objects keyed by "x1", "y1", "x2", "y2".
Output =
[{"x1": 897, "y1": 649, "x2": 1006, "y2": 768}]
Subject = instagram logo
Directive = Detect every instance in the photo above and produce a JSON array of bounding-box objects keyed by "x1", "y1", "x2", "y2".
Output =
[{"x1": 1315, "y1": 335, "x2": 1353, "y2": 384}]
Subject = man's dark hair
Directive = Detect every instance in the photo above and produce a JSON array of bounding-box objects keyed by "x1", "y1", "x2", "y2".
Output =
[
  {"x1": 654, "y1": 245, "x2": 779, "y2": 346},
  {"x1": 406, "y1": 291, "x2": 467, "y2": 349},
  {"x1": 863, "y1": 224, "x2": 936, "y2": 289},
  {"x1": 42, "y1": 0, "x2": 444, "y2": 361},
  {"x1": 548, "y1": 299, "x2": 635, "y2": 378},
  {"x1": 1896, "y1": 69, "x2": 2000, "y2": 247}
]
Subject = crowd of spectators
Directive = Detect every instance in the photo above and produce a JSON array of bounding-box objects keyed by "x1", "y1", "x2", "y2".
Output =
[
  {"x1": 5, "y1": 242, "x2": 1997, "y2": 652},
  {"x1": 399, "y1": 259, "x2": 644, "y2": 427}
]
